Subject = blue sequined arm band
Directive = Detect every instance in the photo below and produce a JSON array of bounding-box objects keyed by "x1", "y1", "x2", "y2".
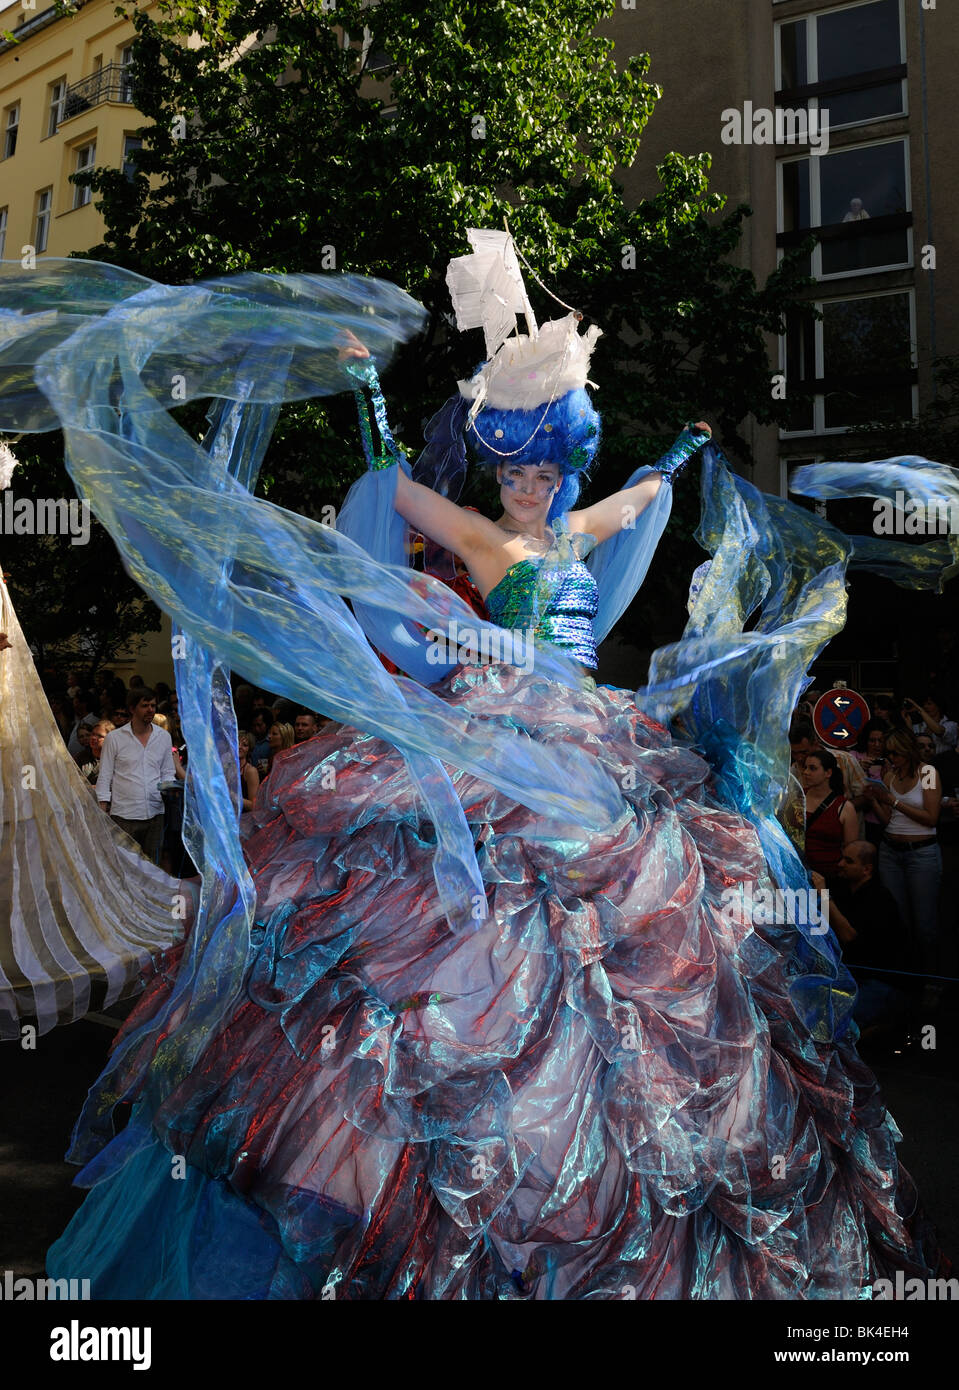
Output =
[
  {"x1": 345, "y1": 359, "x2": 402, "y2": 470},
  {"x1": 652, "y1": 424, "x2": 712, "y2": 482}
]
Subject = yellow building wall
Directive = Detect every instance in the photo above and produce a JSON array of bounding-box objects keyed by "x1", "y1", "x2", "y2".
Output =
[
  {"x1": 0, "y1": 0, "x2": 178, "y2": 685},
  {"x1": 0, "y1": 1, "x2": 169, "y2": 259}
]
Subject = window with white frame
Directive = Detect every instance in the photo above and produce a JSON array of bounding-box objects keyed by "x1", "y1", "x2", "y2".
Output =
[
  {"x1": 781, "y1": 289, "x2": 916, "y2": 434},
  {"x1": 119, "y1": 45, "x2": 135, "y2": 103},
  {"x1": 361, "y1": 26, "x2": 392, "y2": 74},
  {"x1": 344, "y1": 1, "x2": 393, "y2": 74},
  {"x1": 0, "y1": 207, "x2": 7, "y2": 261},
  {"x1": 47, "y1": 80, "x2": 66, "y2": 137},
  {"x1": 3, "y1": 104, "x2": 20, "y2": 159},
  {"x1": 778, "y1": 137, "x2": 911, "y2": 278},
  {"x1": 73, "y1": 143, "x2": 96, "y2": 208},
  {"x1": 35, "y1": 189, "x2": 52, "y2": 253},
  {"x1": 776, "y1": 0, "x2": 906, "y2": 131}
]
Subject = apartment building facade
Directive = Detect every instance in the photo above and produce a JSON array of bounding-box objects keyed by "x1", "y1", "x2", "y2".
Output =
[
  {"x1": 0, "y1": 0, "x2": 175, "y2": 680},
  {"x1": 606, "y1": 0, "x2": 957, "y2": 498},
  {"x1": 0, "y1": 0, "x2": 165, "y2": 261}
]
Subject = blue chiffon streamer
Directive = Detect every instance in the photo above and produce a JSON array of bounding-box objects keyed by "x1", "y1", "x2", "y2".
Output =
[
  {"x1": 3, "y1": 258, "x2": 957, "y2": 1195},
  {"x1": 790, "y1": 455, "x2": 959, "y2": 593},
  {"x1": 587, "y1": 465, "x2": 673, "y2": 645},
  {"x1": 634, "y1": 445, "x2": 854, "y2": 1032},
  {"x1": 0, "y1": 260, "x2": 627, "y2": 1167},
  {"x1": 411, "y1": 392, "x2": 471, "y2": 498}
]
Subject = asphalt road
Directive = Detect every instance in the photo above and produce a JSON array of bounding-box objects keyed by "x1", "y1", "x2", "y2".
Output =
[{"x1": 1, "y1": 991, "x2": 956, "y2": 1286}]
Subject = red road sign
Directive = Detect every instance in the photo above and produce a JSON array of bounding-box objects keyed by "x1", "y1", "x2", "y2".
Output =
[{"x1": 813, "y1": 687, "x2": 871, "y2": 749}]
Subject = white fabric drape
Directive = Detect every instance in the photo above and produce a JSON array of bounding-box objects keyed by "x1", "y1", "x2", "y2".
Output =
[{"x1": 0, "y1": 573, "x2": 183, "y2": 1038}]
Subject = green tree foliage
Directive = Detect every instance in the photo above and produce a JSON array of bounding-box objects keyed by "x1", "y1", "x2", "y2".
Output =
[
  {"x1": 44, "y1": 0, "x2": 809, "y2": 653},
  {"x1": 2, "y1": 434, "x2": 161, "y2": 681}
]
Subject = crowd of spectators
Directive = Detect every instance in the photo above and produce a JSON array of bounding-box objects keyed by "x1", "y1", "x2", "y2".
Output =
[
  {"x1": 784, "y1": 685, "x2": 959, "y2": 1039},
  {"x1": 36, "y1": 657, "x2": 956, "y2": 1043},
  {"x1": 39, "y1": 664, "x2": 329, "y2": 876}
]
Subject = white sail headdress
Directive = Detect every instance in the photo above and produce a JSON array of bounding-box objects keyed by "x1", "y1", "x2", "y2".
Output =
[{"x1": 445, "y1": 229, "x2": 601, "y2": 427}]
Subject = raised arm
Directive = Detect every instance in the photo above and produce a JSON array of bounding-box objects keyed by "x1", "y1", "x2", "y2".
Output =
[
  {"x1": 567, "y1": 473, "x2": 664, "y2": 546},
  {"x1": 393, "y1": 469, "x2": 498, "y2": 563},
  {"x1": 567, "y1": 423, "x2": 711, "y2": 545}
]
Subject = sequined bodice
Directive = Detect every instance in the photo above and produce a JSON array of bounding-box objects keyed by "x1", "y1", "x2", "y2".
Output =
[{"x1": 485, "y1": 556, "x2": 599, "y2": 669}]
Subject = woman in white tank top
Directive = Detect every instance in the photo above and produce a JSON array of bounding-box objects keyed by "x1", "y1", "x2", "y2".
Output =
[{"x1": 864, "y1": 726, "x2": 942, "y2": 976}]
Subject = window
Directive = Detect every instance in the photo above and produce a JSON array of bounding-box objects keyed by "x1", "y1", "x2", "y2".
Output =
[
  {"x1": 119, "y1": 46, "x2": 135, "y2": 103},
  {"x1": 122, "y1": 134, "x2": 142, "y2": 180},
  {"x1": 0, "y1": 207, "x2": 7, "y2": 261},
  {"x1": 73, "y1": 143, "x2": 96, "y2": 208},
  {"x1": 47, "y1": 80, "x2": 66, "y2": 137},
  {"x1": 361, "y1": 27, "x2": 393, "y2": 74},
  {"x1": 781, "y1": 290, "x2": 916, "y2": 434},
  {"x1": 3, "y1": 104, "x2": 20, "y2": 159},
  {"x1": 344, "y1": 3, "x2": 393, "y2": 74},
  {"x1": 35, "y1": 189, "x2": 52, "y2": 253},
  {"x1": 778, "y1": 138, "x2": 911, "y2": 278},
  {"x1": 782, "y1": 305, "x2": 818, "y2": 433},
  {"x1": 776, "y1": 0, "x2": 906, "y2": 131},
  {"x1": 821, "y1": 292, "x2": 914, "y2": 427}
]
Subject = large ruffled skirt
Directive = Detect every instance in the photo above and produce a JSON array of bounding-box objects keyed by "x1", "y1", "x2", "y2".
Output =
[{"x1": 48, "y1": 663, "x2": 940, "y2": 1299}]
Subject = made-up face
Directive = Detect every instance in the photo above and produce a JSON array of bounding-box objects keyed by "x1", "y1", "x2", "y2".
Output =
[{"x1": 496, "y1": 462, "x2": 561, "y2": 528}]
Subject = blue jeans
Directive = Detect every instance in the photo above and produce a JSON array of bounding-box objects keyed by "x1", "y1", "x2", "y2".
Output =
[{"x1": 878, "y1": 841, "x2": 942, "y2": 975}]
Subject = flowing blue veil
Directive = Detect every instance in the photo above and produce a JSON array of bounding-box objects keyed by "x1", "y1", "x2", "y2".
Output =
[{"x1": 1, "y1": 259, "x2": 957, "y2": 1176}]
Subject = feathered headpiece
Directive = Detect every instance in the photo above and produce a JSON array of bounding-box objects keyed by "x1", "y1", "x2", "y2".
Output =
[
  {"x1": 446, "y1": 230, "x2": 601, "y2": 427},
  {"x1": 413, "y1": 231, "x2": 602, "y2": 518}
]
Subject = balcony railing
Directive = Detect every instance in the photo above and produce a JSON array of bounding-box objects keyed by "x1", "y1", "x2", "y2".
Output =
[{"x1": 60, "y1": 63, "x2": 136, "y2": 124}]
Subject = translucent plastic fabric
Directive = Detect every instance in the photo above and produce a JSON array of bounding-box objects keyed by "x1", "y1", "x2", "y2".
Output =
[
  {"x1": 587, "y1": 464, "x2": 673, "y2": 644},
  {"x1": 790, "y1": 455, "x2": 959, "y2": 592},
  {"x1": 47, "y1": 660, "x2": 940, "y2": 1299},
  {"x1": 0, "y1": 259, "x2": 621, "y2": 1158},
  {"x1": 636, "y1": 445, "x2": 959, "y2": 1030},
  {"x1": 0, "y1": 572, "x2": 183, "y2": 1037},
  {"x1": 636, "y1": 446, "x2": 853, "y2": 1031},
  {"x1": 0, "y1": 260, "x2": 952, "y2": 1297}
]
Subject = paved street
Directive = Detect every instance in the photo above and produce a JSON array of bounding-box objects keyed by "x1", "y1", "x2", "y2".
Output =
[{"x1": 2, "y1": 989, "x2": 956, "y2": 1286}]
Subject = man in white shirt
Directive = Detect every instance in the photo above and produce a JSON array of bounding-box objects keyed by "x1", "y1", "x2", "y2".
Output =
[{"x1": 97, "y1": 687, "x2": 182, "y2": 861}]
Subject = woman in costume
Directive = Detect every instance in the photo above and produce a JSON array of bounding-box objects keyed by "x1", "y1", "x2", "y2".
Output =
[{"x1": 0, "y1": 240, "x2": 952, "y2": 1297}]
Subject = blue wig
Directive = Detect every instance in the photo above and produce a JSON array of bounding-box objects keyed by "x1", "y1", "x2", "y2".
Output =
[{"x1": 467, "y1": 387, "x2": 601, "y2": 522}]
